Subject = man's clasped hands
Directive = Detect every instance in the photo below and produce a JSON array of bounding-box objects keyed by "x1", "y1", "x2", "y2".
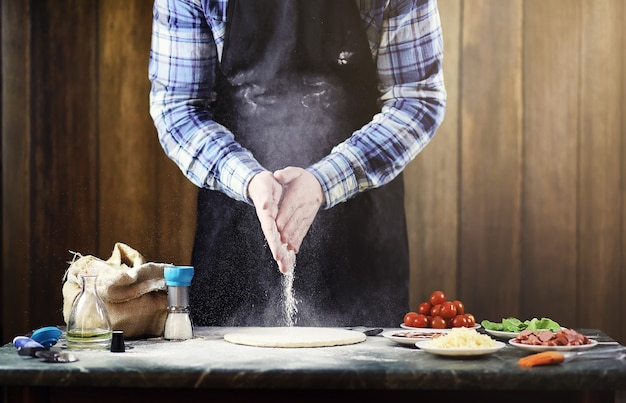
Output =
[{"x1": 248, "y1": 167, "x2": 325, "y2": 274}]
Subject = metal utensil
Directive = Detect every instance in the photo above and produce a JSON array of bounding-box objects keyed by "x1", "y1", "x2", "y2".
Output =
[
  {"x1": 363, "y1": 328, "x2": 384, "y2": 336},
  {"x1": 35, "y1": 350, "x2": 79, "y2": 363},
  {"x1": 562, "y1": 346, "x2": 626, "y2": 362},
  {"x1": 347, "y1": 327, "x2": 384, "y2": 336}
]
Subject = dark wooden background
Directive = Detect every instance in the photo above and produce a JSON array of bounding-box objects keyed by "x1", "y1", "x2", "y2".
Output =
[{"x1": 2, "y1": 0, "x2": 625, "y2": 345}]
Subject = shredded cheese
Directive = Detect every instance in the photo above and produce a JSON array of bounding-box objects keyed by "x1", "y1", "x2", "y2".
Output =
[{"x1": 428, "y1": 327, "x2": 496, "y2": 349}]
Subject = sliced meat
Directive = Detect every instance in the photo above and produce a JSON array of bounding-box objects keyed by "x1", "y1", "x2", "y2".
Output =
[
  {"x1": 513, "y1": 328, "x2": 590, "y2": 347},
  {"x1": 538, "y1": 331, "x2": 555, "y2": 342}
]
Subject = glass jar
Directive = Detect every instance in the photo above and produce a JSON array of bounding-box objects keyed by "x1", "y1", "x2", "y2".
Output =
[
  {"x1": 66, "y1": 274, "x2": 112, "y2": 350},
  {"x1": 163, "y1": 305, "x2": 193, "y2": 340}
]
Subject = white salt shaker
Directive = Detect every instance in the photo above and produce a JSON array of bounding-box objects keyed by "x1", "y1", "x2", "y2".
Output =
[{"x1": 163, "y1": 266, "x2": 194, "y2": 340}]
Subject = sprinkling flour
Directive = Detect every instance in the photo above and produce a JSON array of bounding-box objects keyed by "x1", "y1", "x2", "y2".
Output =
[{"x1": 282, "y1": 270, "x2": 298, "y2": 327}]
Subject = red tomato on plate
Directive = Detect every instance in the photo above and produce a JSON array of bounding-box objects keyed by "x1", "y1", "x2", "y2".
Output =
[
  {"x1": 404, "y1": 312, "x2": 418, "y2": 327},
  {"x1": 439, "y1": 301, "x2": 457, "y2": 319},
  {"x1": 431, "y1": 316, "x2": 447, "y2": 329},
  {"x1": 452, "y1": 300, "x2": 465, "y2": 315},
  {"x1": 452, "y1": 314, "x2": 469, "y2": 328},
  {"x1": 429, "y1": 290, "x2": 446, "y2": 306},
  {"x1": 465, "y1": 313, "x2": 476, "y2": 327},
  {"x1": 417, "y1": 302, "x2": 432, "y2": 315},
  {"x1": 412, "y1": 314, "x2": 429, "y2": 328}
]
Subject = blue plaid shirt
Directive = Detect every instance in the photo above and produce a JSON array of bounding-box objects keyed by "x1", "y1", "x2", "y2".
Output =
[{"x1": 149, "y1": 0, "x2": 446, "y2": 209}]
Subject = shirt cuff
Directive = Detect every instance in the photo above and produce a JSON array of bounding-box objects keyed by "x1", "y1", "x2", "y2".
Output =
[
  {"x1": 307, "y1": 153, "x2": 360, "y2": 209},
  {"x1": 216, "y1": 151, "x2": 265, "y2": 204}
]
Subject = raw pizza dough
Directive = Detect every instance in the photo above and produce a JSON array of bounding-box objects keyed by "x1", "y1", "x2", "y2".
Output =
[{"x1": 223, "y1": 327, "x2": 366, "y2": 348}]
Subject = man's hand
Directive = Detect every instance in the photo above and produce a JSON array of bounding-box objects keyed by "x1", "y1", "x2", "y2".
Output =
[
  {"x1": 248, "y1": 171, "x2": 295, "y2": 273},
  {"x1": 273, "y1": 167, "x2": 325, "y2": 253}
]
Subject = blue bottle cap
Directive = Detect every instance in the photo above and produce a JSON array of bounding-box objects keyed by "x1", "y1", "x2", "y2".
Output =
[
  {"x1": 164, "y1": 266, "x2": 194, "y2": 286},
  {"x1": 31, "y1": 326, "x2": 62, "y2": 348}
]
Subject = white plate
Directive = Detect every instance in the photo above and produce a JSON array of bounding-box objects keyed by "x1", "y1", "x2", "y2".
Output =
[
  {"x1": 400, "y1": 323, "x2": 481, "y2": 332},
  {"x1": 382, "y1": 330, "x2": 447, "y2": 346},
  {"x1": 484, "y1": 329, "x2": 520, "y2": 339},
  {"x1": 508, "y1": 338, "x2": 598, "y2": 352},
  {"x1": 415, "y1": 340, "x2": 506, "y2": 357}
]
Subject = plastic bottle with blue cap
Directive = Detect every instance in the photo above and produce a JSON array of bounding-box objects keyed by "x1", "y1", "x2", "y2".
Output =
[{"x1": 163, "y1": 266, "x2": 194, "y2": 340}]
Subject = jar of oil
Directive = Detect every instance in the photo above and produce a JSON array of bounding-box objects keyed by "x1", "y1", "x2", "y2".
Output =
[{"x1": 66, "y1": 274, "x2": 112, "y2": 349}]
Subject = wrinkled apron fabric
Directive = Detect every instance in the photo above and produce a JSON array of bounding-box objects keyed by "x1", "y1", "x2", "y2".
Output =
[{"x1": 191, "y1": 0, "x2": 409, "y2": 327}]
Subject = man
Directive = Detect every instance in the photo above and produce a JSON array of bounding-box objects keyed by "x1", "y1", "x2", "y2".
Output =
[{"x1": 149, "y1": 0, "x2": 446, "y2": 327}]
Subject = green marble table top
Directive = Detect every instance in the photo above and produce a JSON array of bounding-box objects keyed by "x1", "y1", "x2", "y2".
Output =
[{"x1": 1, "y1": 327, "x2": 625, "y2": 391}]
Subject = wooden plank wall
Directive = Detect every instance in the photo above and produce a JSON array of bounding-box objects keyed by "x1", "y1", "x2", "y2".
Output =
[
  {"x1": 577, "y1": 0, "x2": 624, "y2": 345},
  {"x1": 1, "y1": 0, "x2": 32, "y2": 343},
  {"x1": 1, "y1": 0, "x2": 624, "y2": 345},
  {"x1": 408, "y1": 0, "x2": 625, "y2": 343},
  {"x1": 97, "y1": 0, "x2": 197, "y2": 264},
  {"x1": 521, "y1": 0, "x2": 579, "y2": 333}
]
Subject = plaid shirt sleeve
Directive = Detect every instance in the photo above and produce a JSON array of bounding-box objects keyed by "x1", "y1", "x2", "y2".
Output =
[
  {"x1": 308, "y1": 0, "x2": 446, "y2": 208},
  {"x1": 149, "y1": 0, "x2": 445, "y2": 208},
  {"x1": 149, "y1": 0, "x2": 263, "y2": 204}
]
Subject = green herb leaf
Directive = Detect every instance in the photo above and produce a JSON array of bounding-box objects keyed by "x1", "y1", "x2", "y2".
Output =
[
  {"x1": 482, "y1": 317, "x2": 560, "y2": 332},
  {"x1": 524, "y1": 317, "x2": 561, "y2": 332},
  {"x1": 480, "y1": 320, "x2": 504, "y2": 331}
]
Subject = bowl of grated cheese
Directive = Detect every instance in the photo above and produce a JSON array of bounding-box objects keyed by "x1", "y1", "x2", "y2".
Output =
[{"x1": 415, "y1": 327, "x2": 505, "y2": 357}]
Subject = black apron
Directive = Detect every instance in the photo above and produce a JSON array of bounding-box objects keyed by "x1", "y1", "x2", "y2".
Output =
[{"x1": 191, "y1": 0, "x2": 409, "y2": 327}]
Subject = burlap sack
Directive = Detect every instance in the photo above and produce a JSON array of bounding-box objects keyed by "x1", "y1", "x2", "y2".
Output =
[{"x1": 62, "y1": 242, "x2": 169, "y2": 339}]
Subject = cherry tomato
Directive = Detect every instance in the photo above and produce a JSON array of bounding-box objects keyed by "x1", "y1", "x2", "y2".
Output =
[
  {"x1": 452, "y1": 300, "x2": 465, "y2": 315},
  {"x1": 429, "y1": 290, "x2": 446, "y2": 306},
  {"x1": 430, "y1": 304, "x2": 441, "y2": 317},
  {"x1": 431, "y1": 316, "x2": 447, "y2": 329},
  {"x1": 439, "y1": 301, "x2": 457, "y2": 319},
  {"x1": 403, "y1": 312, "x2": 418, "y2": 327},
  {"x1": 452, "y1": 314, "x2": 469, "y2": 328},
  {"x1": 465, "y1": 313, "x2": 476, "y2": 327},
  {"x1": 417, "y1": 301, "x2": 432, "y2": 315},
  {"x1": 411, "y1": 314, "x2": 429, "y2": 328}
]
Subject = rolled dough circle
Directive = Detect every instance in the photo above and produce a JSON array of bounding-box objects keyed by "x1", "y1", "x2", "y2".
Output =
[{"x1": 223, "y1": 327, "x2": 366, "y2": 348}]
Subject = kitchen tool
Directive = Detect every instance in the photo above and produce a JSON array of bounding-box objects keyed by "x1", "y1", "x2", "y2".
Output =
[
  {"x1": 13, "y1": 336, "x2": 47, "y2": 357},
  {"x1": 518, "y1": 346, "x2": 626, "y2": 367},
  {"x1": 163, "y1": 266, "x2": 194, "y2": 340},
  {"x1": 35, "y1": 350, "x2": 79, "y2": 363},
  {"x1": 347, "y1": 327, "x2": 383, "y2": 336},
  {"x1": 561, "y1": 346, "x2": 626, "y2": 362},
  {"x1": 362, "y1": 328, "x2": 384, "y2": 336},
  {"x1": 13, "y1": 336, "x2": 44, "y2": 349}
]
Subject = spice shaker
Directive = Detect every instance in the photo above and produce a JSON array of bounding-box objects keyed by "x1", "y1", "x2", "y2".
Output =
[{"x1": 163, "y1": 266, "x2": 194, "y2": 340}]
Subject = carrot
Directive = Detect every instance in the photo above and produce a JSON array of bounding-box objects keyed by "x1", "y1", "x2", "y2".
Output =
[{"x1": 518, "y1": 351, "x2": 565, "y2": 367}]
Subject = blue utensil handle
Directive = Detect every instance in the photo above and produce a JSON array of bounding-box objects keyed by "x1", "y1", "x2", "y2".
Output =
[{"x1": 13, "y1": 336, "x2": 44, "y2": 349}]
